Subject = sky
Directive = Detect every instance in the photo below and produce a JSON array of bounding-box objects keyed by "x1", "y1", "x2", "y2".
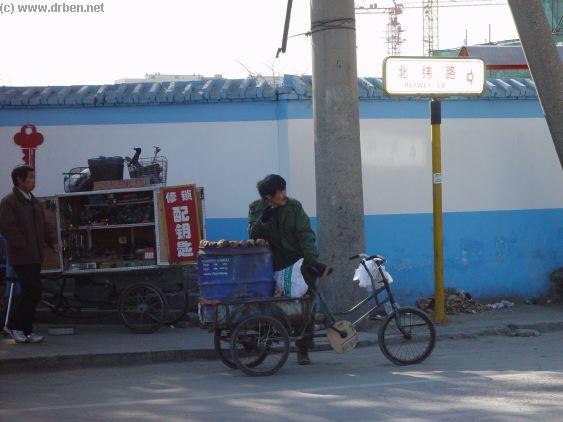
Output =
[{"x1": 0, "y1": 0, "x2": 519, "y2": 87}]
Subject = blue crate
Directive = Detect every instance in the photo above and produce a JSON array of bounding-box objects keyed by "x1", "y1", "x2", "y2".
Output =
[{"x1": 197, "y1": 247, "x2": 274, "y2": 301}]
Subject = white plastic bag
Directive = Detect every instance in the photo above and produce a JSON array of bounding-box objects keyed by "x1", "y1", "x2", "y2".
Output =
[
  {"x1": 353, "y1": 260, "x2": 393, "y2": 290},
  {"x1": 274, "y1": 258, "x2": 309, "y2": 298}
]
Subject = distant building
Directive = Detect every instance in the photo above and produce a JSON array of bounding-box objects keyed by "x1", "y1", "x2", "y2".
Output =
[
  {"x1": 433, "y1": 44, "x2": 563, "y2": 78},
  {"x1": 544, "y1": 0, "x2": 563, "y2": 43},
  {"x1": 432, "y1": 0, "x2": 562, "y2": 77},
  {"x1": 460, "y1": 45, "x2": 563, "y2": 78}
]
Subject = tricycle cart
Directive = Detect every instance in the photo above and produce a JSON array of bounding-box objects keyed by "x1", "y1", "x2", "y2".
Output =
[
  {"x1": 202, "y1": 254, "x2": 436, "y2": 376},
  {"x1": 39, "y1": 184, "x2": 205, "y2": 333}
]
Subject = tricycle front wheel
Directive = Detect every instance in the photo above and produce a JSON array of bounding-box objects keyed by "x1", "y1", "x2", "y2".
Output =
[
  {"x1": 378, "y1": 307, "x2": 436, "y2": 365},
  {"x1": 231, "y1": 315, "x2": 290, "y2": 377}
]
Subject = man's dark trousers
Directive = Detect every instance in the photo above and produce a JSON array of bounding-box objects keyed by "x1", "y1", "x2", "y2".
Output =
[{"x1": 10, "y1": 264, "x2": 41, "y2": 335}]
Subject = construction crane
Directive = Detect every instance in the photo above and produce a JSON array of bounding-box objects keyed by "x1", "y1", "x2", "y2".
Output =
[
  {"x1": 386, "y1": 2, "x2": 406, "y2": 55},
  {"x1": 422, "y1": 0, "x2": 439, "y2": 56},
  {"x1": 356, "y1": 2, "x2": 406, "y2": 55},
  {"x1": 355, "y1": 0, "x2": 506, "y2": 56}
]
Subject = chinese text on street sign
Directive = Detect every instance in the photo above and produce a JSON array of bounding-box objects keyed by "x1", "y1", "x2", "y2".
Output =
[
  {"x1": 162, "y1": 184, "x2": 201, "y2": 264},
  {"x1": 383, "y1": 57, "x2": 485, "y2": 96}
]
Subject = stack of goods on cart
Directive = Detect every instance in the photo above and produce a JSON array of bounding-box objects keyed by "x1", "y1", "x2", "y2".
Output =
[
  {"x1": 197, "y1": 238, "x2": 274, "y2": 325},
  {"x1": 126, "y1": 146, "x2": 167, "y2": 187},
  {"x1": 63, "y1": 156, "x2": 124, "y2": 193},
  {"x1": 63, "y1": 146, "x2": 167, "y2": 193},
  {"x1": 199, "y1": 239, "x2": 268, "y2": 249},
  {"x1": 60, "y1": 190, "x2": 157, "y2": 272},
  {"x1": 80, "y1": 193, "x2": 154, "y2": 226}
]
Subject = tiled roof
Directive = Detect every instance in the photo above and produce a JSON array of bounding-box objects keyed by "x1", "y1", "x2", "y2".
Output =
[{"x1": 0, "y1": 75, "x2": 538, "y2": 108}]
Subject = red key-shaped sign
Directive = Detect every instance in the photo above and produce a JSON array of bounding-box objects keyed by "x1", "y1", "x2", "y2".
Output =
[{"x1": 13, "y1": 124, "x2": 44, "y2": 168}]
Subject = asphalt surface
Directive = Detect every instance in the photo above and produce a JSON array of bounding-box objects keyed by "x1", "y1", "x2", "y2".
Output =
[{"x1": 1, "y1": 331, "x2": 562, "y2": 421}]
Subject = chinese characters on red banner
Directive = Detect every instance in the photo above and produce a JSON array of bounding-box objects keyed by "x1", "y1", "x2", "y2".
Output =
[{"x1": 162, "y1": 185, "x2": 201, "y2": 263}]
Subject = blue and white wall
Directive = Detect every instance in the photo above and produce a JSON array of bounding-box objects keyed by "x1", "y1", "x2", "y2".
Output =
[{"x1": 1, "y1": 76, "x2": 561, "y2": 304}]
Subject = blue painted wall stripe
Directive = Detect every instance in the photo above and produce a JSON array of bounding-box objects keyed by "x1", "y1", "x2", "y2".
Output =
[
  {"x1": 0, "y1": 99, "x2": 543, "y2": 127},
  {"x1": 206, "y1": 208, "x2": 562, "y2": 305}
]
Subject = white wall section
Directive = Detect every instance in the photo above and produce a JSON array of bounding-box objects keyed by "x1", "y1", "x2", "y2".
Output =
[{"x1": 0, "y1": 121, "x2": 279, "y2": 218}]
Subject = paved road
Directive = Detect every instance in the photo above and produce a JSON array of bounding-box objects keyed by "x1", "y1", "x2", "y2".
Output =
[{"x1": 1, "y1": 332, "x2": 562, "y2": 421}]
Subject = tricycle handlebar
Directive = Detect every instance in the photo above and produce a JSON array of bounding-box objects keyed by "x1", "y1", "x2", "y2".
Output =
[{"x1": 349, "y1": 254, "x2": 387, "y2": 265}]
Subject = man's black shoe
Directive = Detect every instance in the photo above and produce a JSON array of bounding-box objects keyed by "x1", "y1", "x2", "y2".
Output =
[{"x1": 297, "y1": 351, "x2": 311, "y2": 365}]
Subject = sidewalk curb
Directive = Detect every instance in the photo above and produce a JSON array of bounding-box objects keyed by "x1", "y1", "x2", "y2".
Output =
[
  {"x1": 0, "y1": 340, "x2": 378, "y2": 374},
  {"x1": 0, "y1": 348, "x2": 219, "y2": 374},
  {"x1": 436, "y1": 320, "x2": 563, "y2": 340},
  {"x1": 1, "y1": 320, "x2": 562, "y2": 374}
]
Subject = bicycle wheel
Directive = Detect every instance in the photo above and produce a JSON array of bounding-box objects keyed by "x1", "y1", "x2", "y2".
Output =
[
  {"x1": 231, "y1": 315, "x2": 290, "y2": 377},
  {"x1": 163, "y1": 289, "x2": 189, "y2": 326},
  {"x1": 118, "y1": 283, "x2": 167, "y2": 334},
  {"x1": 378, "y1": 307, "x2": 436, "y2": 365}
]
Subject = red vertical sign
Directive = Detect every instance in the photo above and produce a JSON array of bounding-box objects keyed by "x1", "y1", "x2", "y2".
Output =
[{"x1": 162, "y1": 184, "x2": 201, "y2": 264}]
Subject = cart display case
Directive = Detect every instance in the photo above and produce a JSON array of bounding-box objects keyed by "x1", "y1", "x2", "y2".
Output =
[{"x1": 38, "y1": 185, "x2": 205, "y2": 333}]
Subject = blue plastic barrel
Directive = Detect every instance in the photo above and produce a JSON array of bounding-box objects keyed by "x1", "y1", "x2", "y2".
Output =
[{"x1": 197, "y1": 247, "x2": 274, "y2": 301}]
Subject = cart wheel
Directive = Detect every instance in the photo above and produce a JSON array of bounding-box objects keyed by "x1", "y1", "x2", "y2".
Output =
[
  {"x1": 163, "y1": 289, "x2": 189, "y2": 326},
  {"x1": 51, "y1": 303, "x2": 82, "y2": 318},
  {"x1": 44, "y1": 295, "x2": 80, "y2": 318},
  {"x1": 230, "y1": 315, "x2": 290, "y2": 377},
  {"x1": 378, "y1": 307, "x2": 436, "y2": 365},
  {"x1": 214, "y1": 329, "x2": 270, "y2": 370},
  {"x1": 118, "y1": 283, "x2": 167, "y2": 334},
  {"x1": 214, "y1": 329, "x2": 237, "y2": 369}
]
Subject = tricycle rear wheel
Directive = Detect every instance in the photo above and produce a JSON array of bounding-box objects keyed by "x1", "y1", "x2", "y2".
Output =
[
  {"x1": 214, "y1": 329, "x2": 237, "y2": 369},
  {"x1": 215, "y1": 328, "x2": 271, "y2": 370},
  {"x1": 231, "y1": 315, "x2": 290, "y2": 377}
]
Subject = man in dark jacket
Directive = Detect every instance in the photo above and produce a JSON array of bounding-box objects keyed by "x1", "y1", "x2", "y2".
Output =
[
  {"x1": 248, "y1": 174, "x2": 328, "y2": 365},
  {"x1": 0, "y1": 165, "x2": 57, "y2": 343}
]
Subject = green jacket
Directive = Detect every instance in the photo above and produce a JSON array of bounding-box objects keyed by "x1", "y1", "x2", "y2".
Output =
[{"x1": 248, "y1": 198, "x2": 318, "y2": 273}]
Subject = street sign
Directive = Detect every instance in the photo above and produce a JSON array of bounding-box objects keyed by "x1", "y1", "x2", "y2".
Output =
[
  {"x1": 381, "y1": 55, "x2": 487, "y2": 323},
  {"x1": 383, "y1": 56, "x2": 486, "y2": 96}
]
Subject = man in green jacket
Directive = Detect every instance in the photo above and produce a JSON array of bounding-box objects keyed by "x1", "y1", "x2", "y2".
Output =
[{"x1": 248, "y1": 174, "x2": 328, "y2": 365}]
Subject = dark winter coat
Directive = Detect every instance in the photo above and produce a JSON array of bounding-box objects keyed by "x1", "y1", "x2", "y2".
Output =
[
  {"x1": 248, "y1": 198, "x2": 319, "y2": 274},
  {"x1": 0, "y1": 188, "x2": 55, "y2": 265}
]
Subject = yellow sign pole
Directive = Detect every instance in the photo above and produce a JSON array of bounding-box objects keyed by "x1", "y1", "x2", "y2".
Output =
[
  {"x1": 431, "y1": 98, "x2": 447, "y2": 324},
  {"x1": 382, "y1": 57, "x2": 485, "y2": 324}
]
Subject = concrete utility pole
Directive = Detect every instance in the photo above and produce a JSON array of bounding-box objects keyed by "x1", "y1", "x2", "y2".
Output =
[
  {"x1": 310, "y1": 0, "x2": 365, "y2": 309},
  {"x1": 508, "y1": 0, "x2": 563, "y2": 169}
]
